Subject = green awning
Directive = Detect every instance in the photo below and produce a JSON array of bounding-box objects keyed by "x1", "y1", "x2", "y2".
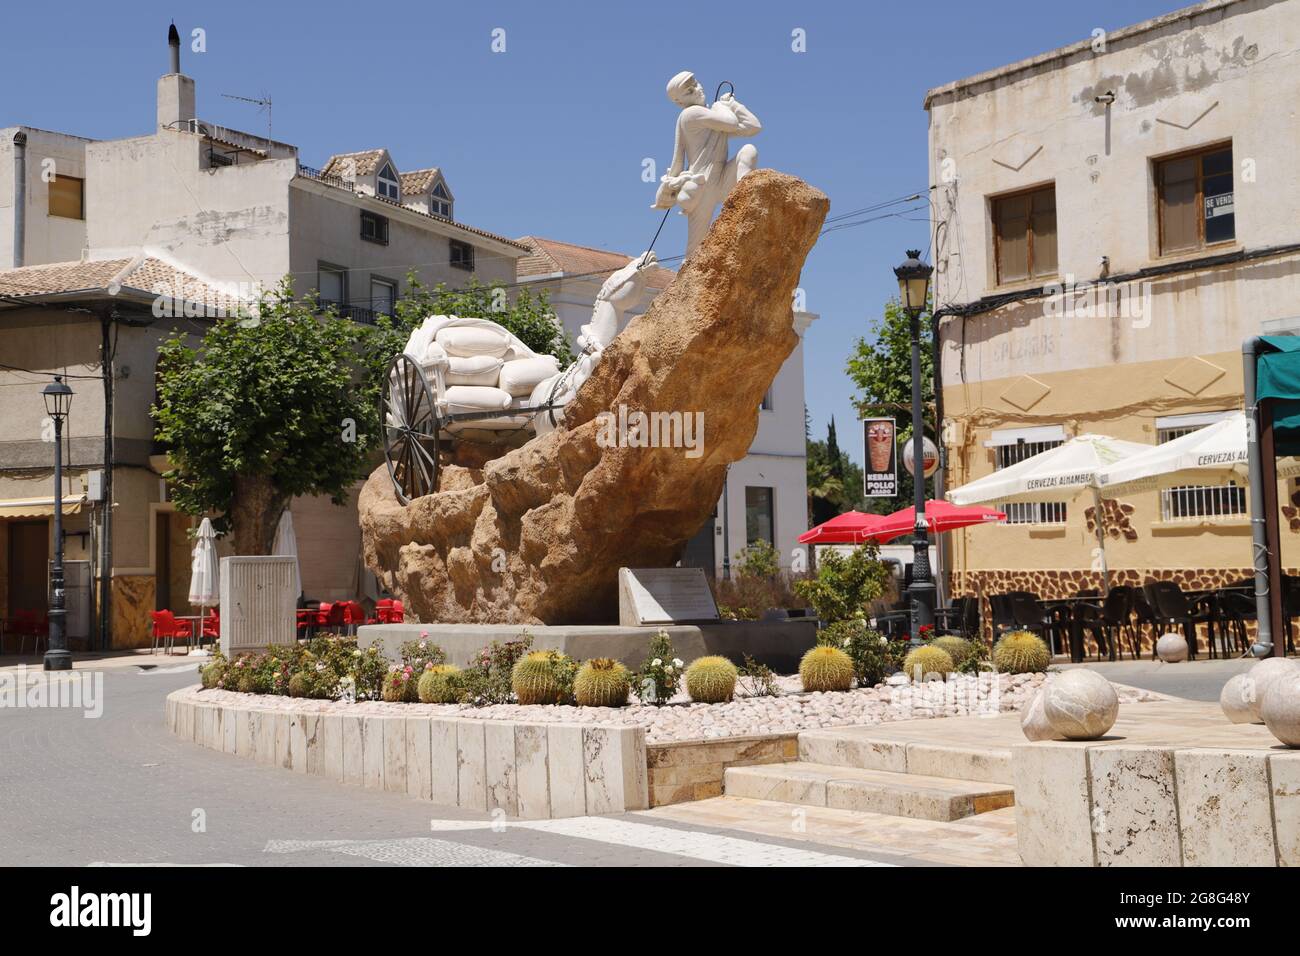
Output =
[{"x1": 1256, "y1": 336, "x2": 1300, "y2": 456}]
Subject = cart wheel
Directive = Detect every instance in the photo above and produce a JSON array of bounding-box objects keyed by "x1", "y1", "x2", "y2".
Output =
[{"x1": 381, "y1": 353, "x2": 440, "y2": 504}]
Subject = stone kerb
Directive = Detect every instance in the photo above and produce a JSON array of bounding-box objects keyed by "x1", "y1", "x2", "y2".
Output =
[
  {"x1": 166, "y1": 686, "x2": 648, "y2": 820},
  {"x1": 1013, "y1": 739, "x2": 1300, "y2": 866}
]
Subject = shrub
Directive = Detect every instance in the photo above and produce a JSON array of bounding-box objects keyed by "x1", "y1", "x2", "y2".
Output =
[
  {"x1": 794, "y1": 546, "x2": 893, "y2": 623},
  {"x1": 684, "y1": 656, "x2": 738, "y2": 703},
  {"x1": 818, "y1": 619, "x2": 892, "y2": 687},
  {"x1": 399, "y1": 636, "x2": 446, "y2": 673},
  {"x1": 737, "y1": 654, "x2": 780, "y2": 698},
  {"x1": 630, "y1": 630, "x2": 683, "y2": 705},
  {"x1": 417, "y1": 665, "x2": 462, "y2": 703},
  {"x1": 799, "y1": 646, "x2": 855, "y2": 692},
  {"x1": 512, "y1": 651, "x2": 577, "y2": 705},
  {"x1": 288, "y1": 671, "x2": 312, "y2": 698},
  {"x1": 900, "y1": 645, "x2": 954, "y2": 681},
  {"x1": 931, "y1": 636, "x2": 973, "y2": 667},
  {"x1": 574, "y1": 658, "x2": 630, "y2": 707},
  {"x1": 735, "y1": 539, "x2": 781, "y2": 579},
  {"x1": 993, "y1": 631, "x2": 1050, "y2": 674},
  {"x1": 200, "y1": 657, "x2": 226, "y2": 689},
  {"x1": 458, "y1": 633, "x2": 534, "y2": 705}
]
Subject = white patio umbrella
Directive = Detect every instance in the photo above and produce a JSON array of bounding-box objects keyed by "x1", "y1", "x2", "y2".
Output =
[
  {"x1": 1098, "y1": 412, "x2": 1300, "y2": 493},
  {"x1": 273, "y1": 509, "x2": 302, "y2": 600},
  {"x1": 947, "y1": 434, "x2": 1152, "y2": 592}
]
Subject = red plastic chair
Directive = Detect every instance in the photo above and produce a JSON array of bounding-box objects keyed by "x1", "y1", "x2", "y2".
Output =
[
  {"x1": 371, "y1": 598, "x2": 394, "y2": 625},
  {"x1": 7, "y1": 608, "x2": 47, "y2": 656},
  {"x1": 314, "y1": 602, "x2": 334, "y2": 633},
  {"x1": 150, "y1": 610, "x2": 193, "y2": 655},
  {"x1": 201, "y1": 610, "x2": 220, "y2": 646},
  {"x1": 389, "y1": 600, "x2": 404, "y2": 624}
]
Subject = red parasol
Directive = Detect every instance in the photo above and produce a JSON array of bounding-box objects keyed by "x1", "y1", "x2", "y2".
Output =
[
  {"x1": 869, "y1": 501, "x2": 1006, "y2": 543},
  {"x1": 797, "y1": 510, "x2": 890, "y2": 545}
]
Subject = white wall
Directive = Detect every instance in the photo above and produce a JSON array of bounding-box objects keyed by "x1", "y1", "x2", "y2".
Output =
[{"x1": 0, "y1": 127, "x2": 92, "y2": 269}]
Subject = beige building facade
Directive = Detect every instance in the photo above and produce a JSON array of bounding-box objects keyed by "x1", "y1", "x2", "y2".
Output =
[{"x1": 926, "y1": 0, "x2": 1300, "y2": 621}]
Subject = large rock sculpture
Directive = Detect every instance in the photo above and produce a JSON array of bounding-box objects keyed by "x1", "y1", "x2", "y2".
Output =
[{"x1": 360, "y1": 169, "x2": 829, "y2": 624}]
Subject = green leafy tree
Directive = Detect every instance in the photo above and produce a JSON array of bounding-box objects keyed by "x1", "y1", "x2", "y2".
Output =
[
  {"x1": 794, "y1": 546, "x2": 894, "y2": 623},
  {"x1": 153, "y1": 283, "x2": 372, "y2": 555},
  {"x1": 807, "y1": 421, "x2": 866, "y2": 524},
  {"x1": 845, "y1": 298, "x2": 936, "y2": 514}
]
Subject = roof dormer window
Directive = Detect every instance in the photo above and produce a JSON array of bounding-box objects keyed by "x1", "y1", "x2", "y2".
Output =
[
  {"x1": 431, "y1": 181, "x2": 452, "y2": 219},
  {"x1": 377, "y1": 162, "x2": 400, "y2": 201}
]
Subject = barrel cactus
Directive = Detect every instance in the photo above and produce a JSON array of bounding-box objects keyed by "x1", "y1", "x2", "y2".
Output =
[
  {"x1": 417, "y1": 665, "x2": 461, "y2": 703},
  {"x1": 574, "y1": 658, "x2": 630, "y2": 707},
  {"x1": 512, "y1": 651, "x2": 570, "y2": 705},
  {"x1": 799, "y1": 646, "x2": 855, "y2": 692},
  {"x1": 901, "y1": 645, "x2": 954, "y2": 681},
  {"x1": 684, "y1": 656, "x2": 738, "y2": 703},
  {"x1": 288, "y1": 671, "x2": 311, "y2": 698},
  {"x1": 993, "y1": 630, "x2": 1050, "y2": 674},
  {"x1": 932, "y1": 636, "x2": 973, "y2": 667}
]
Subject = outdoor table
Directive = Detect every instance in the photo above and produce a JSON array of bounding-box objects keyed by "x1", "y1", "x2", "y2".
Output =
[{"x1": 174, "y1": 615, "x2": 206, "y2": 654}]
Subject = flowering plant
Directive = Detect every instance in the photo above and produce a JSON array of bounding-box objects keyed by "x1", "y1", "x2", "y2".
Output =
[{"x1": 631, "y1": 630, "x2": 681, "y2": 705}]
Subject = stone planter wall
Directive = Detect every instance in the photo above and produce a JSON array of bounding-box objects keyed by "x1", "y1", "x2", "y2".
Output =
[
  {"x1": 165, "y1": 687, "x2": 648, "y2": 819},
  {"x1": 1014, "y1": 741, "x2": 1300, "y2": 866}
]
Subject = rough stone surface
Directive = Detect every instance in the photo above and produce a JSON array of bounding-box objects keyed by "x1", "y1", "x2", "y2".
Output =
[
  {"x1": 1260, "y1": 673, "x2": 1300, "y2": 747},
  {"x1": 1174, "y1": 748, "x2": 1276, "y2": 866},
  {"x1": 1043, "y1": 669, "x2": 1119, "y2": 740},
  {"x1": 1155, "y1": 632, "x2": 1189, "y2": 663},
  {"x1": 1089, "y1": 747, "x2": 1181, "y2": 866},
  {"x1": 1220, "y1": 673, "x2": 1259, "y2": 724},
  {"x1": 359, "y1": 170, "x2": 829, "y2": 624},
  {"x1": 1020, "y1": 687, "x2": 1059, "y2": 741}
]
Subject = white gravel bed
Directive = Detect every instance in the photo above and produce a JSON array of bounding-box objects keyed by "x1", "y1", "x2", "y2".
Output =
[{"x1": 191, "y1": 670, "x2": 1162, "y2": 745}]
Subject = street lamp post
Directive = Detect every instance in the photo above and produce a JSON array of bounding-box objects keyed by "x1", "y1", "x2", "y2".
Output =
[
  {"x1": 893, "y1": 250, "x2": 934, "y2": 645},
  {"x1": 43, "y1": 375, "x2": 74, "y2": 672}
]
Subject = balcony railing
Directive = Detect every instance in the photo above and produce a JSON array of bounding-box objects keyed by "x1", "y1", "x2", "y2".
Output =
[{"x1": 296, "y1": 163, "x2": 357, "y2": 193}]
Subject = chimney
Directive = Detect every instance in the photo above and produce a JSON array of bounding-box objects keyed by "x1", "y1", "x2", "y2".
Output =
[{"x1": 157, "y1": 21, "x2": 195, "y2": 131}]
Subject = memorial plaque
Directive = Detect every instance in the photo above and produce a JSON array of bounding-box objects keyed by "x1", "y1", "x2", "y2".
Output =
[{"x1": 618, "y1": 567, "x2": 719, "y2": 626}]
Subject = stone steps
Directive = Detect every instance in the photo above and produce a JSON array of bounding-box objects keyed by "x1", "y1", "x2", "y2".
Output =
[
  {"x1": 723, "y1": 762, "x2": 1015, "y2": 822},
  {"x1": 797, "y1": 727, "x2": 1015, "y2": 785}
]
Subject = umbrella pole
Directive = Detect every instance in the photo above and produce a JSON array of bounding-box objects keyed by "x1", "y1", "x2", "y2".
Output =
[{"x1": 1091, "y1": 488, "x2": 1111, "y2": 596}]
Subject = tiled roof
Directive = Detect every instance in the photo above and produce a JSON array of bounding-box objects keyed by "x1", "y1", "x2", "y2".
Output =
[
  {"x1": 400, "y1": 167, "x2": 441, "y2": 195},
  {"x1": 320, "y1": 149, "x2": 386, "y2": 179},
  {"x1": 0, "y1": 257, "x2": 244, "y2": 313},
  {"x1": 369, "y1": 194, "x2": 531, "y2": 251},
  {"x1": 515, "y1": 236, "x2": 676, "y2": 290}
]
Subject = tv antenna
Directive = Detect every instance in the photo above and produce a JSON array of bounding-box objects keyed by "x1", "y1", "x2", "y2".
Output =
[{"x1": 221, "y1": 92, "x2": 272, "y2": 140}]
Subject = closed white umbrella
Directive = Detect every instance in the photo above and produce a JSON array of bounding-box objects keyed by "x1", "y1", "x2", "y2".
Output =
[
  {"x1": 947, "y1": 434, "x2": 1151, "y2": 594},
  {"x1": 273, "y1": 509, "x2": 302, "y2": 600},
  {"x1": 187, "y1": 517, "x2": 219, "y2": 609}
]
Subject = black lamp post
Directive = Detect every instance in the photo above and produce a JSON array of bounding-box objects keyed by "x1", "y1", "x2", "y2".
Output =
[
  {"x1": 42, "y1": 375, "x2": 73, "y2": 671},
  {"x1": 893, "y1": 250, "x2": 934, "y2": 645}
]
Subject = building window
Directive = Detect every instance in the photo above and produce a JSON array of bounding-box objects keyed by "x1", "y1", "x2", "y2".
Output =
[
  {"x1": 1156, "y1": 412, "x2": 1245, "y2": 521},
  {"x1": 449, "y1": 239, "x2": 475, "y2": 271},
  {"x1": 371, "y1": 277, "x2": 397, "y2": 317},
  {"x1": 377, "y1": 163, "x2": 400, "y2": 201},
  {"x1": 431, "y1": 181, "x2": 452, "y2": 219},
  {"x1": 360, "y1": 211, "x2": 389, "y2": 245},
  {"x1": 745, "y1": 486, "x2": 775, "y2": 546},
  {"x1": 992, "y1": 185, "x2": 1057, "y2": 284},
  {"x1": 1157, "y1": 144, "x2": 1234, "y2": 255},
  {"x1": 48, "y1": 175, "x2": 84, "y2": 220},
  {"x1": 317, "y1": 264, "x2": 347, "y2": 309},
  {"x1": 996, "y1": 438, "x2": 1067, "y2": 524}
]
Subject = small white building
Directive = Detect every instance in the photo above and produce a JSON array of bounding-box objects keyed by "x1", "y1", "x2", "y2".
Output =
[{"x1": 516, "y1": 236, "x2": 815, "y2": 577}]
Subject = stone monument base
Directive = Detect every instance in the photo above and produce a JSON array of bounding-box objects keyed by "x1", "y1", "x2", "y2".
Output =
[{"x1": 357, "y1": 620, "x2": 817, "y2": 674}]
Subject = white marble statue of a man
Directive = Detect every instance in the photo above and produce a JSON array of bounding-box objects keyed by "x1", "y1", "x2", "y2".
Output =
[{"x1": 652, "y1": 71, "x2": 762, "y2": 256}]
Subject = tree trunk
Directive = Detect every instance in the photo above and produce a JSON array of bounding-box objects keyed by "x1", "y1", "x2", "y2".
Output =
[{"x1": 230, "y1": 473, "x2": 288, "y2": 555}]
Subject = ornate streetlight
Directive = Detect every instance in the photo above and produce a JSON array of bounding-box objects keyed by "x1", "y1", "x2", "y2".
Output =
[
  {"x1": 42, "y1": 375, "x2": 74, "y2": 671},
  {"x1": 893, "y1": 250, "x2": 934, "y2": 644}
]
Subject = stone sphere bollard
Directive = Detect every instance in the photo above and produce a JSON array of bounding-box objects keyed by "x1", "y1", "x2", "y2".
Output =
[
  {"x1": 1020, "y1": 687, "x2": 1059, "y2": 741},
  {"x1": 1244, "y1": 657, "x2": 1300, "y2": 722},
  {"x1": 1219, "y1": 673, "x2": 1259, "y2": 724},
  {"x1": 1043, "y1": 669, "x2": 1119, "y2": 740},
  {"x1": 1155, "y1": 632, "x2": 1188, "y2": 663},
  {"x1": 1260, "y1": 673, "x2": 1300, "y2": 746}
]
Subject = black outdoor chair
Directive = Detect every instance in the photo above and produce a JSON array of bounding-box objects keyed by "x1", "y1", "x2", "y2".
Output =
[
  {"x1": 1144, "y1": 580, "x2": 1218, "y2": 659},
  {"x1": 1081, "y1": 586, "x2": 1135, "y2": 661},
  {"x1": 1130, "y1": 591, "x2": 1159, "y2": 656},
  {"x1": 989, "y1": 593, "x2": 1018, "y2": 637},
  {"x1": 936, "y1": 595, "x2": 979, "y2": 639},
  {"x1": 1216, "y1": 579, "x2": 1257, "y2": 657},
  {"x1": 1009, "y1": 591, "x2": 1064, "y2": 655}
]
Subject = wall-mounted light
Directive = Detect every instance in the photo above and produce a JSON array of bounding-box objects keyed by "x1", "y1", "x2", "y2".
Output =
[{"x1": 1095, "y1": 91, "x2": 1116, "y2": 105}]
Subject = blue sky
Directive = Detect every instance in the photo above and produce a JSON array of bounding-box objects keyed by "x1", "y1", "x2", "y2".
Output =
[{"x1": 1, "y1": 0, "x2": 1180, "y2": 463}]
